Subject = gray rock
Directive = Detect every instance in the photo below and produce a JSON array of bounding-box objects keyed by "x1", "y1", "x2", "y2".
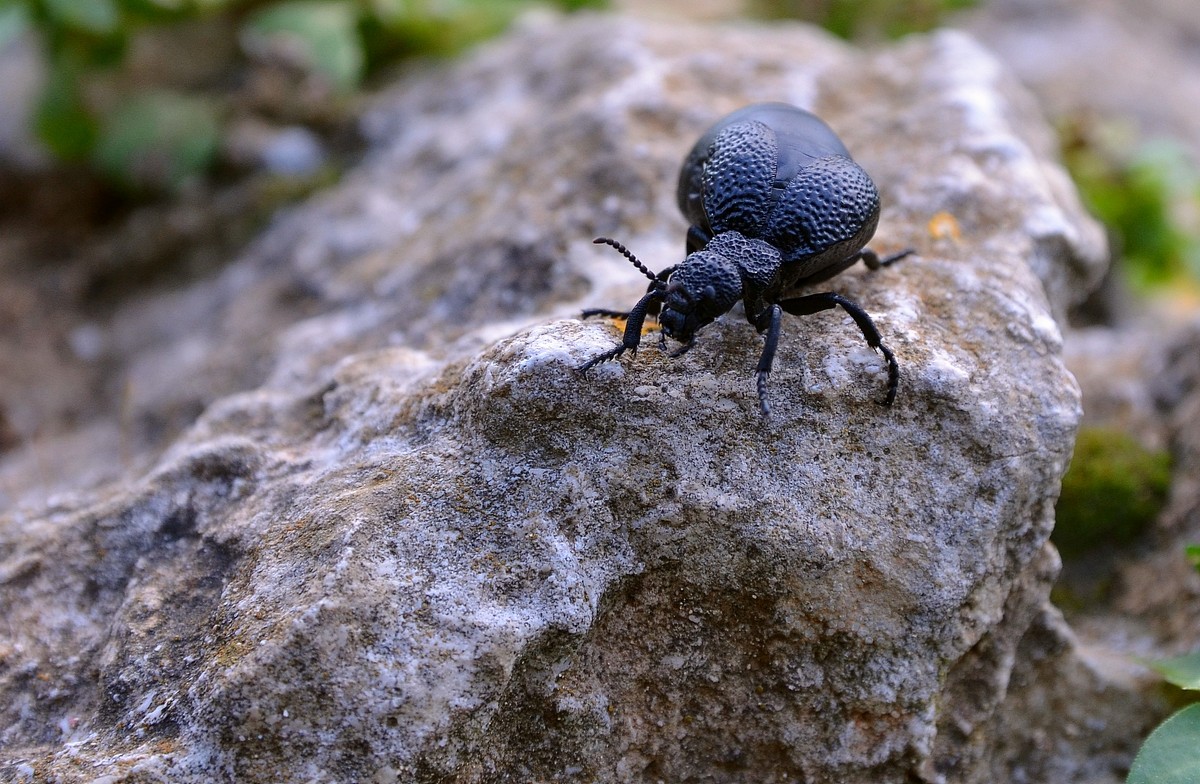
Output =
[
  {"x1": 960, "y1": 0, "x2": 1200, "y2": 161},
  {"x1": 0, "y1": 34, "x2": 47, "y2": 171},
  {"x1": 0, "y1": 15, "x2": 1142, "y2": 783},
  {"x1": 1064, "y1": 319, "x2": 1200, "y2": 651}
]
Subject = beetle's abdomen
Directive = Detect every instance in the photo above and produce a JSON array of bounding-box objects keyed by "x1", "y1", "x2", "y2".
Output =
[{"x1": 766, "y1": 156, "x2": 880, "y2": 262}]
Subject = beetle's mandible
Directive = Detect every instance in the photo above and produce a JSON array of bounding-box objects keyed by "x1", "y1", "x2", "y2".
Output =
[{"x1": 578, "y1": 102, "x2": 912, "y2": 417}]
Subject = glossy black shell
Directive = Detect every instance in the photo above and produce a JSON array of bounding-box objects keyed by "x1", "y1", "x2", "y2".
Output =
[{"x1": 675, "y1": 103, "x2": 882, "y2": 287}]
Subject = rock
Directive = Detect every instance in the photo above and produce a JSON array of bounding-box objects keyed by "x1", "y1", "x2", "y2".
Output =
[
  {"x1": 0, "y1": 14, "x2": 1143, "y2": 783},
  {"x1": 1064, "y1": 326, "x2": 1174, "y2": 454},
  {"x1": 0, "y1": 34, "x2": 47, "y2": 172},
  {"x1": 1128, "y1": 320, "x2": 1200, "y2": 646},
  {"x1": 960, "y1": 0, "x2": 1200, "y2": 160},
  {"x1": 224, "y1": 120, "x2": 328, "y2": 175},
  {"x1": 1062, "y1": 319, "x2": 1200, "y2": 651}
]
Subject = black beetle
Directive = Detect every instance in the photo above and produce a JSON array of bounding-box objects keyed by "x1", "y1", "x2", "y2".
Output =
[{"x1": 579, "y1": 102, "x2": 911, "y2": 417}]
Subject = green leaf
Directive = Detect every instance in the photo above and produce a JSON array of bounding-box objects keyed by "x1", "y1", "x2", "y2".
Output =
[
  {"x1": 1128, "y1": 704, "x2": 1200, "y2": 784},
  {"x1": 34, "y1": 56, "x2": 98, "y2": 160},
  {"x1": 243, "y1": 0, "x2": 364, "y2": 91},
  {"x1": 1186, "y1": 544, "x2": 1200, "y2": 572},
  {"x1": 92, "y1": 90, "x2": 221, "y2": 191},
  {"x1": 1151, "y1": 652, "x2": 1200, "y2": 691},
  {"x1": 43, "y1": 0, "x2": 120, "y2": 34}
]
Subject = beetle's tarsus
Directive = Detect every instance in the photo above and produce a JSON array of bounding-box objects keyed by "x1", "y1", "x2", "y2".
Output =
[
  {"x1": 669, "y1": 339, "x2": 695, "y2": 359},
  {"x1": 753, "y1": 305, "x2": 783, "y2": 417},
  {"x1": 581, "y1": 308, "x2": 631, "y2": 320},
  {"x1": 879, "y1": 342, "x2": 899, "y2": 406},
  {"x1": 577, "y1": 345, "x2": 627, "y2": 374},
  {"x1": 756, "y1": 371, "x2": 772, "y2": 419},
  {"x1": 578, "y1": 286, "x2": 663, "y2": 374}
]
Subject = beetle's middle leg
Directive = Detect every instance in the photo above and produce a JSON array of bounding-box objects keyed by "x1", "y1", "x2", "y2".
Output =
[
  {"x1": 752, "y1": 304, "x2": 784, "y2": 418},
  {"x1": 778, "y1": 292, "x2": 898, "y2": 405}
]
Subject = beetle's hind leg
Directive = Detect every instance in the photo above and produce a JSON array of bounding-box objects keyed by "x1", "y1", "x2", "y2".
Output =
[
  {"x1": 857, "y1": 247, "x2": 914, "y2": 270},
  {"x1": 778, "y1": 292, "x2": 898, "y2": 405}
]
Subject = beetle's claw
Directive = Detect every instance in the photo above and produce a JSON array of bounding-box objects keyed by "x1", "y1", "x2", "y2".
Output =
[
  {"x1": 879, "y1": 343, "x2": 899, "y2": 406},
  {"x1": 577, "y1": 345, "x2": 627, "y2": 374},
  {"x1": 669, "y1": 339, "x2": 695, "y2": 359}
]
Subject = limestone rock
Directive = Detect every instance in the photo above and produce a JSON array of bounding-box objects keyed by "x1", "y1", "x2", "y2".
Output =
[{"x1": 0, "y1": 15, "x2": 1130, "y2": 783}]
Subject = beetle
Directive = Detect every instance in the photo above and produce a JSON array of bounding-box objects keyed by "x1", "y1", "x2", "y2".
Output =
[{"x1": 578, "y1": 102, "x2": 911, "y2": 417}]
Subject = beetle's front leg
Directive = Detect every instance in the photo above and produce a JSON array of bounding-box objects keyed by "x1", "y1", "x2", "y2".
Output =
[
  {"x1": 753, "y1": 304, "x2": 783, "y2": 418},
  {"x1": 686, "y1": 225, "x2": 712, "y2": 255},
  {"x1": 578, "y1": 289, "x2": 664, "y2": 373}
]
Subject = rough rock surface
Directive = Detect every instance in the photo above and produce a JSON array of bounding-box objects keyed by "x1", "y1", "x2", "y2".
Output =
[{"x1": 0, "y1": 14, "x2": 1153, "y2": 784}]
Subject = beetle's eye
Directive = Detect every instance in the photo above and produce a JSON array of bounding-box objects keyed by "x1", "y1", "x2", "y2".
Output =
[{"x1": 702, "y1": 285, "x2": 716, "y2": 302}]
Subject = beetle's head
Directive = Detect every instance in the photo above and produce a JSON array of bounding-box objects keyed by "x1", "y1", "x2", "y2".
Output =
[{"x1": 659, "y1": 250, "x2": 742, "y2": 344}]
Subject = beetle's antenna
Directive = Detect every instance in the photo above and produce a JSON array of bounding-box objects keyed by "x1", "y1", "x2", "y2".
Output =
[{"x1": 593, "y1": 237, "x2": 661, "y2": 286}]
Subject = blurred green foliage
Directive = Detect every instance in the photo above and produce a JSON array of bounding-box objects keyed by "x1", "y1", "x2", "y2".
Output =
[
  {"x1": 1052, "y1": 426, "x2": 1171, "y2": 559},
  {"x1": 1062, "y1": 119, "x2": 1200, "y2": 292},
  {"x1": 1126, "y1": 549, "x2": 1200, "y2": 784},
  {"x1": 749, "y1": 0, "x2": 978, "y2": 40},
  {"x1": 92, "y1": 91, "x2": 221, "y2": 190},
  {"x1": 4, "y1": 0, "x2": 604, "y2": 190},
  {"x1": 361, "y1": 0, "x2": 599, "y2": 60},
  {"x1": 245, "y1": 1, "x2": 365, "y2": 91}
]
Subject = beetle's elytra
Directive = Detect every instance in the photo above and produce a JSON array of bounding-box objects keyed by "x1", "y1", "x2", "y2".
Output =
[{"x1": 579, "y1": 102, "x2": 911, "y2": 417}]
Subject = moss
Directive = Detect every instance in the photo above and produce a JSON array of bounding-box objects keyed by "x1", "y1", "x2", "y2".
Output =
[
  {"x1": 1053, "y1": 426, "x2": 1171, "y2": 559},
  {"x1": 1060, "y1": 118, "x2": 1200, "y2": 294},
  {"x1": 748, "y1": 0, "x2": 980, "y2": 40}
]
